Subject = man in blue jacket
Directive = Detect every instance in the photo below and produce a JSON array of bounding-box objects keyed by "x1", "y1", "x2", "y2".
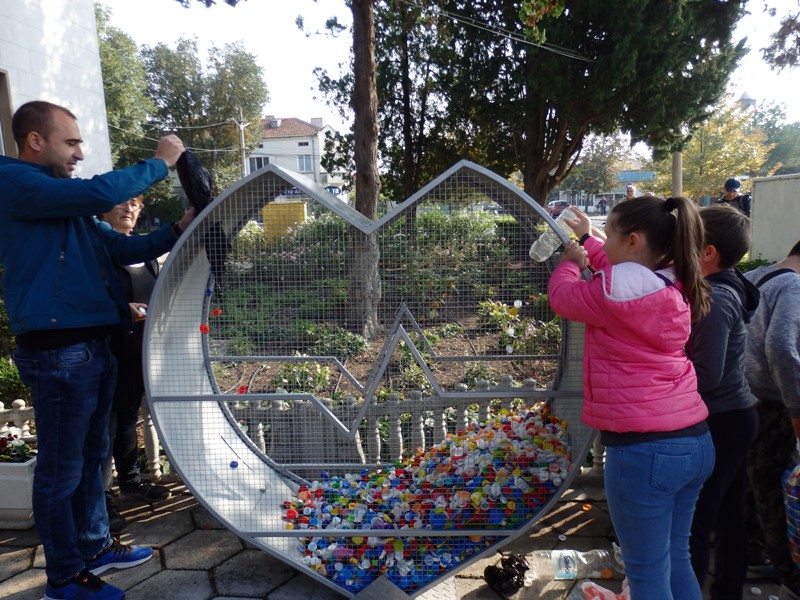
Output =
[{"x1": 0, "y1": 100, "x2": 195, "y2": 600}]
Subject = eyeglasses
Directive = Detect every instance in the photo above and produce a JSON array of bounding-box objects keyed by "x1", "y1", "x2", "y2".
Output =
[{"x1": 115, "y1": 200, "x2": 142, "y2": 212}]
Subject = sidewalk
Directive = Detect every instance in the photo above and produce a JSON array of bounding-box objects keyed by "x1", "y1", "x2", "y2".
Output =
[{"x1": 0, "y1": 473, "x2": 782, "y2": 600}]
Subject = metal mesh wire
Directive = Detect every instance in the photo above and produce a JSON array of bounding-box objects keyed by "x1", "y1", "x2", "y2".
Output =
[{"x1": 143, "y1": 161, "x2": 591, "y2": 598}]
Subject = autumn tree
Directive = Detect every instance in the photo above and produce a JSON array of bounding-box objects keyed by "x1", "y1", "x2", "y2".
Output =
[{"x1": 648, "y1": 101, "x2": 773, "y2": 199}]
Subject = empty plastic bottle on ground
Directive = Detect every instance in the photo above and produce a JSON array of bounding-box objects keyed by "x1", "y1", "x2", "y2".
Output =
[
  {"x1": 529, "y1": 207, "x2": 576, "y2": 262},
  {"x1": 523, "y1": 549, "x2": 622, "y2": 582}
]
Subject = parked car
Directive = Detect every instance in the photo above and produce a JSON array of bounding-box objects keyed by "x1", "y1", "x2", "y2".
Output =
[{"x1": 547, "y1": 200, "x2": 570, "y2": 217}]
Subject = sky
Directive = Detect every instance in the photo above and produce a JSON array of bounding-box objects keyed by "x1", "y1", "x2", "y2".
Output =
[{"x1": 102, "y1": 0, "x2": 800, "y2": 134}]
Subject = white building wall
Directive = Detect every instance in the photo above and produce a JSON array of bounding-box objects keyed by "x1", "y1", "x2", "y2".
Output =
[
  {"x1": 750, "y1": 173, "x2": 800, "y2": 262},
  {"x1": 0, "y1": 0, "x2": 111, "y2": 175},
  {"x1": 249, "y1": 125, "x2": 344, "y2": 190}
]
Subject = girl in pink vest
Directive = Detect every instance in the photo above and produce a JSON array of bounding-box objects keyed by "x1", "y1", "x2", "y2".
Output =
[{"x1": 548, "y1": 196, "x2": 713, "y2": 600}]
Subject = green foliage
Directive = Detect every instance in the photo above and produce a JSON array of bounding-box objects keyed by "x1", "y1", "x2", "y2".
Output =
[
  {"x1": 737, "y1": 256, "x2": 772, "y2": 273},
  {"x1": 462, "y1": 362, "x2": 498, "y2": 387},
  {"x1": 95, "y1": 4, "x2": 155, "y2": 169},
  {"x1": 395, "y1": 363, "x2": 433, "y2": 396},
  {"x1": 0, "y1": 429, "x2": 36, "y2": 463},
  {"x1": 0, "y1": 288, "x2": 28, "y2": 401},
  {"x1": 140, "y1": 37, "x2": 268, "y2": 185},
  {"x1": 762, "y1": 11, "x2": 800, "y2": 70},
  {"x1": 315, "y1": 0, "x2": 748, "y2": 205},
  {"x1": 519, "y1": 0, "x2": 565, "y2": 43},
  {"x1": 303, "y1": 323, "x2": 370, "y2": 360},
  {"x1": 478, "y1": 298, "x2": 561, "y2": 355},
  {"x1": 271, "y1": 358, "x2": 331, "y2": 394},
  {"x1": 0, "y1": 357, "x2": 29, "y2": 403},
  {"x1": 559, "y1": 134, "x2": 635, "y2": 196}
]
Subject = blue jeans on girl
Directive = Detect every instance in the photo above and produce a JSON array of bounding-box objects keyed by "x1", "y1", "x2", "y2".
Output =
[
  {"x1": 14, "y1": 337, "x2": 117, "y2": 583},
  {"x1": 604, "y1": 433, "x2": 715, "y2": 600}
]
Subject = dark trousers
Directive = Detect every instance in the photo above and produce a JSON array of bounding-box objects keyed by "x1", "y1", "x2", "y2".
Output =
[
  {"x1": 690, "y1": 407, "x2": 759, "y2": 599},
  {"x1": 747, "y1": 400, "x2": 800, "y2": 592},
  {"x1": 108, "y1": 328, "x2": 146, "y2": 490}
]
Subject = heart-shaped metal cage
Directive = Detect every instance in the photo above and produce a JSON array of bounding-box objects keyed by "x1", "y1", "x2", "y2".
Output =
[{"x1": 143, "y1": 160, "x2": 591, "y2": 598}]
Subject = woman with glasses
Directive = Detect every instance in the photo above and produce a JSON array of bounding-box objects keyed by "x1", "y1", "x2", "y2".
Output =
[{"x1": 99, "y1": 196, "x2": 171, "y2": 534}]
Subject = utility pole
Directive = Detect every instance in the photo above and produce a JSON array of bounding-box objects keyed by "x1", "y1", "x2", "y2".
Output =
[{"x1": 233, "y1": 107, "x2": 250, "y2": 179}]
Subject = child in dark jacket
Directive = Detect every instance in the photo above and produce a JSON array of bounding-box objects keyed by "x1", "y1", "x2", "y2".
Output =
[{"x1": 688, "y1": 205, "x2": 760, "y2": 599}]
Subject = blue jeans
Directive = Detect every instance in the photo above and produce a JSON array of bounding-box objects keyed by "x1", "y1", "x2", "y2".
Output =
[
  {"x1": 14, "y1": 338, "x2": 116, "y2": 583},
  {"x1": 604, "y1": 433, "x2": 715, "y2": 600}
]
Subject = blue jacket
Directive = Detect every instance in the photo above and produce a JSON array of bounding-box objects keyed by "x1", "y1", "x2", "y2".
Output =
[{"x1": 0, "y1": 155, "x2": 179, "y2": 335}]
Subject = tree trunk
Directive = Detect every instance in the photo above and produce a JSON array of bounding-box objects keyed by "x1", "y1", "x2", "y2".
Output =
[
  {"x1": 350, "y1": 0, "x2": 382, "y2": 339},
  {"x1": 399, "y1": 2, "x2": 418, "y2": 241}
]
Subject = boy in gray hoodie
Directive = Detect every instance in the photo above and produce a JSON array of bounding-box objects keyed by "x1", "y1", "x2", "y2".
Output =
[
  {"x1": 688, "y1": 205, "x2": 761, "y2": 599},
  {"x1": 744, "y1": 239, "x2": 800, "y2": 600}
]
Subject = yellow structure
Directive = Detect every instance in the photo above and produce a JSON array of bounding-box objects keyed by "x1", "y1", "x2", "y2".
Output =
[{"x1": 262, "y1": 201, "x2": 308, "y2": 240}]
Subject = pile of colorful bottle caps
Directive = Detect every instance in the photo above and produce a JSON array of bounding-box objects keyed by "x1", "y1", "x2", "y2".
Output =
[
  {"x1": 281, "y1": 405, "x2": 573, "y2": 593},
  {"x1": 783, "y1": 459, "x2": 800, "y2": 567}
]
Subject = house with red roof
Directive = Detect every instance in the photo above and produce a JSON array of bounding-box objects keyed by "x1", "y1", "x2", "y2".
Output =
[{"x1": 248, "y1": 116, "x2": 346, "y2": 198}]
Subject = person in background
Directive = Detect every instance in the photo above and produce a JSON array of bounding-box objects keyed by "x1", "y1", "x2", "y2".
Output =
[
  {"x1": 625, "y1": 183, "x2": 637, "y2": 200},
  {"x1": 548, "y1": 198, "x2": 713, "y2": 600},
  {"x1": 98, "y1": 196, "x2": 170, "y2": 537},
  {"x1": 687, "y1": 205, "x2": 760, "y2": 599},
  {"x1": 716, "y1": 177, "x2": 751, "y2": 217},
  {"x1": 743, "y1": 240, "x2": 800, "y2": 600},
  {"x1": 0, "y1": 100, "x2": 194, "y2": 600}
]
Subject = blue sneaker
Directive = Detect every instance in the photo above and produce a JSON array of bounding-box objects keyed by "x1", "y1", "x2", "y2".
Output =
[
  {"x1": 86, "y1": 540, "x2": 152, "y2": 575},
  {"x1": 44, "y1": 569, "x2": 124, "y2": 600}
]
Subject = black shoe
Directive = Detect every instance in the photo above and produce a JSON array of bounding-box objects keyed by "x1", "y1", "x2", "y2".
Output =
[
  {"x1": 104, "y1": 493, "x2": 128, "y2": 536},
  {"x1": 119, "y1": 481, "x2": 171, "y2": 501}
]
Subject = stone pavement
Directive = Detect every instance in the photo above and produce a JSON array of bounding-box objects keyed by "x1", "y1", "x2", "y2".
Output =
[{"x1": 0, "y1": 473, "x2": 783, "y2": 600}]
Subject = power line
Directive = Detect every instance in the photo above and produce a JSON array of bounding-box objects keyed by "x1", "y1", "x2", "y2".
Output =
[{"x1": 398, "y1": 0, "x2": 592, "y2": 63}]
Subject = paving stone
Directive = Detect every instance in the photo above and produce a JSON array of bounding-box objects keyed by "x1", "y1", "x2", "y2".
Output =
[
  {"x1": 454, "y1": 575, "x2": 504, "y2": 599},
  {"x1": 121, "y1": 506, "x2": 195, "y2": 548},
  {"x1": 454, "y1": 552, "x2": 503, "y2": 579},
  {"x1": 265, "y1": 573, "x2": 346, "y2": 599},
  {"x1": 164, "y1": 529, "x2": 243, "y2": 570},
  {"x1": 102, "y1": 548, "x2": 163, "y2": 591},
  {"x1": 214, "y1": 548, "x2": 295, "y2": 597},
  {"x1": 0, "y1": 566, "x2": 46, "y2": 600},
  {"x1": 194, "y1": 505, "x2": 227, "y2": 530},
  {"x1": 125, "y1": 568, "x2": 214, "y2": 600},
  {"x1": 0, "y1": 546, "x2": 33, "y2": 582},
  {"x1": 32, "y1": 546, "x2": 44, "y2": 569},
  {"x1": 0, "y1": 528, "x2": 40, "y2": 548}
]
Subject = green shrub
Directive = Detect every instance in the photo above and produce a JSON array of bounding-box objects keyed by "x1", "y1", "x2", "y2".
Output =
[
  {"x1": 271, "y1": 357, "x2": 331, "y2": 393},
  {"x1": 0, "y1": 357, "x2": 29, "y2": 402},
  {"x1": 737, "y1": 255, "x2": 771, "y2": 273}
]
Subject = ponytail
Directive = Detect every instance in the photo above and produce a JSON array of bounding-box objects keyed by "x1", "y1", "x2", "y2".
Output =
[
  {"x1": 667, "y1": 197, "x2": 710, "y2": 320},
  {"x1": 609, "y1": 196, "x2": 710, "y2": 320}
]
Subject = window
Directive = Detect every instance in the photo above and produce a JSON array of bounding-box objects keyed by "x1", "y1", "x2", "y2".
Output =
[
  {"x1": 298, "y1": 141, "x2": 309, "y2": 147},
  {"x1": 298, "y1": 155, "x2": 313, "y2": 172},
  {"x1": 249, "y1": 156, "x2": 269, "y2": 173},
  {"x1": 0, "y1": 71, "x2": 14, "y2": 157}
]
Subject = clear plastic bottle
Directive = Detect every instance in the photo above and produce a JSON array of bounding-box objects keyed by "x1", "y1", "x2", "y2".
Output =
[
  {"x1": 523, "y1": 549, "x2": 622, "y2": 582},
  {"x1": 529, "y1": 207, "x2": 576, "y2": 262}
]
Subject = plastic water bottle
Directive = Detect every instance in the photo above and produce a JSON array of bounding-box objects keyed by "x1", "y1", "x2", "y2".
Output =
[
  {"x1": 529, "y1": 207, "x2": 576, "y2": 262},
  {"x1": 522, "y1": 549, "x2": 622, "y2": 582}
]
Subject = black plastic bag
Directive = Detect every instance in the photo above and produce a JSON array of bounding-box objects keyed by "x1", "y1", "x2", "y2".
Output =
[{"x1": 176, "y1": 150, "x2": 215, "y2": 214}]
